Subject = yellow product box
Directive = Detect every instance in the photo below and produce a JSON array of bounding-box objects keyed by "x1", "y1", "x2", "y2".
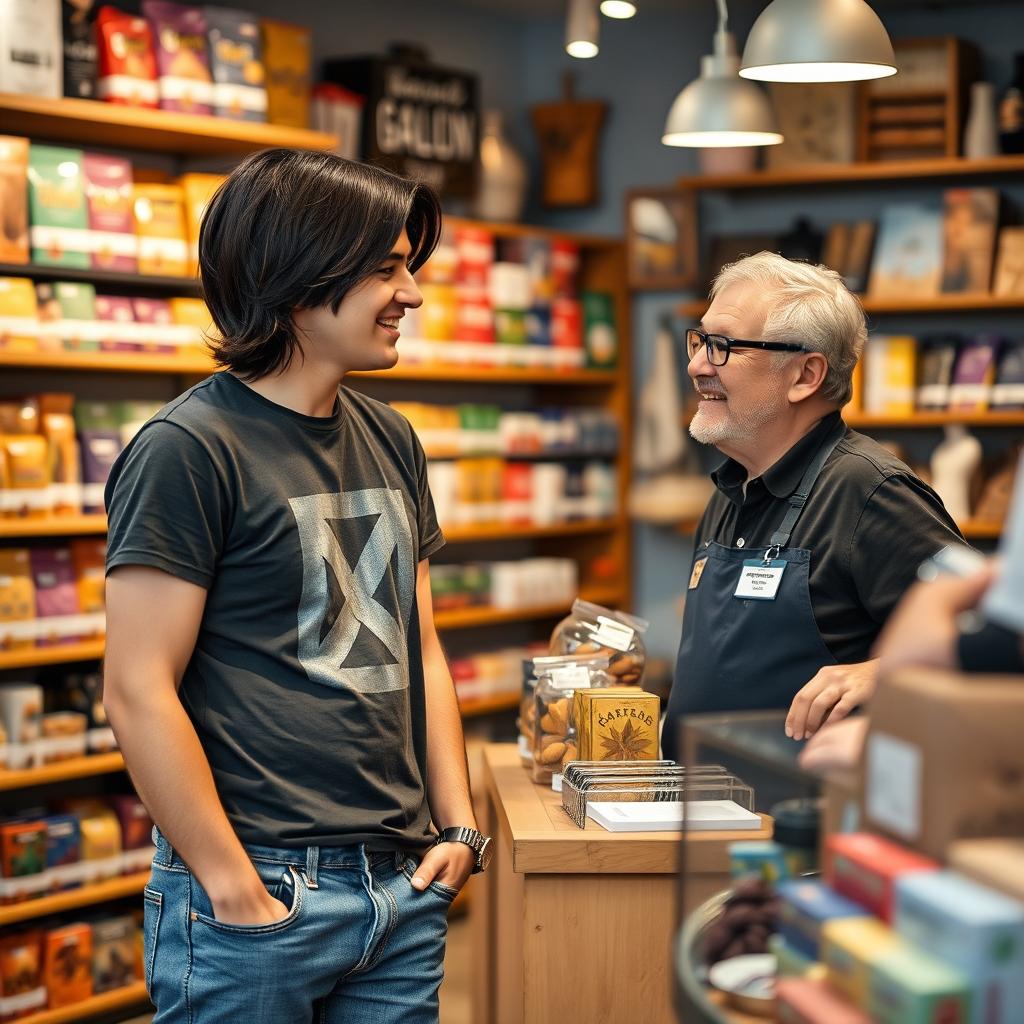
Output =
[
  {"x1": 133, "y1": 184, "x2": 189, "y2": 277},
  {"x1": 864, "y1": 334, "x2": 916, "y2": 416},
  {"x1": 261, "y1": 19, "x2": 311, "y2": 128},
  {"x1": 0, "y1": 548, "x2": 35, "y2": 648},
  {"x1": 419, "y1": 283, "x2": 458, "y2": 343},
  {"x1": 178, "y1": 173, "x2": 226, "y2": 276},
  {"x1": 574, "y1": 687, "x2": 660, "y2": 762},
  {"x1": 0, "y1": 277, "x2": 39, "y2": 351},
  {"x1": 169, "y1": 296, "x2": 216, "y2": 357},
  {"x1": 822, "y1": 916, "x2": 903, "y2": 1009}
]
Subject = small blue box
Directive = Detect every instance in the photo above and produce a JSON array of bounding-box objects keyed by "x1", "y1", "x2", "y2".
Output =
[{"x1": 777, "y1": 879, "x2": 869, "y2": 961}]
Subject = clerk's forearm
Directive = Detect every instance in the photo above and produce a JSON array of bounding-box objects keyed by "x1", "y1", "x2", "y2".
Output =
[
  {"x1": 422, "y1": 643, "x2": 477, "y2": 830},
  {"x1": 104, "y1": 675, "x2": 258, "y2": 897}
]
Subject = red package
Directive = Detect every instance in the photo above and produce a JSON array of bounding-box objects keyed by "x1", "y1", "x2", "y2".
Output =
[
  {"x1": 501, "y1": 463, "x2": 533, "y2": 524},
  {"x1": 0, "y1": 931, "x2": 46, "y2": 1020},
  {"x1": 454, "y1": 288, "x2": 493, "y2": 346},
  {"x1": 454, "y1": 226, "x2": 494, "y2": 288},
  {"x1": 96, "y1": 7, "x2": 159, "y2": 108},
  {"x1": 551, "y1": 298, "x2": 582, "y2": 349},
  {"x1": 551, "y1": 239, "x2": 579, "y2": 297}
]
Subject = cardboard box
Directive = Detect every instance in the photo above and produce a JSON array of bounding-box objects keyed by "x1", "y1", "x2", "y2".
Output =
[
  {"x1": 574, "y1": 687, "x2": 659, "y2": 762},
  {"x1": 0, "y1": 930, "x2": 45, "y2": 1018},
  {"x1": 91, "y1": 915, "x2": 137, "y2": 993},
  {"x1": 261, "y1": 19, "x2": 311, "y2": 129},
  {"x1": 822, "y1": 915, "x2": 903, "y2": 1008},
  {"x1": 43, "y1": 924, "x2": 93, "y2": 1007},
  {"x1": 83, "y1": 154, "x2": 136, "y2": 273},
  {"x1": 0, "y1": 136, "x2": 29, "y2": 264},
  {"x1": 777, "y1": 977, "x2": 873, "y2": 1023},
  {"x1": 867, "y1": 944, "x2": 971, "y2": 1024},
  {"x1": 132, "y1": 183, "x2": 188, "y2": 277},
  {"x1": 861, "y1": 669, "x2": 1024, "y2": 860},
  {"x1": 776, "y1": 879, "x2": 869, "y2": 961},
  {"x1": 27, "y1": 145, "x2": 89, "y2": 268},
  {"x1": 825, "y1": 832, "x2": 938, "y2": 923},
  {"x1": 948, "y1": 839, "x2": 1024, "y2": 903},
  {"x1": 895, "y1": 870, "x2": 1024, "y2": 1024},
  {"x1": 178, "y1": 173, "x2": 225, "y2": 277},
  {"x1": 0, "y1": 277, "x2": 39, "y2": 352}
]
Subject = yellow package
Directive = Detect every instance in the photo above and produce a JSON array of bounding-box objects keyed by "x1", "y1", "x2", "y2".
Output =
[
  {"x1": 133, "y1": 184, "x2": 189, "y2": 277},
  {"x1": 169, "y1": 296, "x2": 216, "y2": 358},
  {"x1": 0, "y1": 277, "x2": 40, "y2": 352},
  {"x1": 0, "y1": 548, "x2": 35, "y2": 650},
  {"x1": 419, "y1": 284, "x2": 457, "y2": 343},
  {"x1": 70, "y1": 539, "x2": 106, "y2": 616},
  {"x1": 177, "y1": 173, "x2": 226, "y2": 277},
  {"x1": 261, "y1": 19, "x2": 311, "y2": 128},
  {"x1": 39, "y1": 394, "x2": 81, "y2": 515},
  {"x1": 0, "y1": 136, "x2": 29, "y2": 264},
  {"x1": 822, "y1": 916, "x2": 903, "y2": 1008}
]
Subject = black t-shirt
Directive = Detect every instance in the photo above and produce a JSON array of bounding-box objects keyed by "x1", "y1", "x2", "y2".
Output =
[
  {"x1": 105, "y1": 372, "x2": 444, "y2": 851},
  {"x1": 693, "y1": 411, "x2": 965, "y2": 663}
]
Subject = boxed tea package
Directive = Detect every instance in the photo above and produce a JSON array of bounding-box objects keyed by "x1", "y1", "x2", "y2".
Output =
[
  {"x1": 0, "y1": 0, "x2": 61, "y2": 98},
  {"x1": 0, "y1": 136, "x2": 29, "y2": 264},
  {"x1": 1, "y1": 424, "x2": 51, "y2": 519},
  {"x1": 94, "y1": 295, "x2": 138, "y2": 352},
  {"x1": 40, "y1": 393, "x2": 82, "y2": 514},
  {"x1": 30, "y1": 548, "x2": 80, "y2": 643},
  {"x1": 574, "y1": 687, "x2": 660, "y2": 762},
  {"x1": 0, "y1": 931, "x2": 45, "y2": 1018},
  {"x1": 132, "y1": 296, "x2": 176, "y2": 353},
  {"x1": 91, "y1": 916, "x2": 137, "y2": 993},
  {"x1": 43, "y1": 923, "x2": 93, "y2": 1007},
  {"x1": 261, "y1": 18, "x2": 311, "y2": 128},
  {"x1": 83, "y1": 154, "x2": 136, "y2": 272},
  {"x1": 776, "y1": 879, "x2": 869, "y2": 961},
  {"x1": 133, "y1": 183, "x2": 189, "y2": 276},
  {"x1": 0, "y1": 821, "x2": 47, "y2": 896},
  {"x1": 108, "y1": 795, "x2": 153, "y2": 851},
  {"x1": 0, "y1": 277, "x2": 39, "y2": 351},
  {"x1": 178, "y1": 173, "x2": 225, "y2": 276},
  {"x1": 0, "y1": 552, "x2": 35, "y2": 652},
  {"x1": 169, "y1": 296, "x2": 213, "y2": 356},
  {"x1": 70, "y1": 539, "x2": 107, "y2": 615},
  {"x1": 43, "y1": 813, "x2": 81, "y2": 876},
  {"x1": 96, "y1": 6, "x2": 159, "y2": 107},
  {"x1": 36, "y1": 281, "x2": 98, "y2": 351},
  {"x1": 822, "y1": 916, "x2": 903, "y2": 1008},
  {"x1": 79, "y1": 432, "x2": 122, "y2": 513},
  {"x1": 63, "y1": 0, "x2": 99, "y2": 99},
  {"x1": 28, "y1": 146, "x2": 90, "y2": 268},
  {"x1": 866, "y1": 944, "x2": 971, "y2": 1024},
  {"x1": 205, "y1": 5, "x2": 266, "y2": 121},
  {"x1": 143, "y1": 0, "x2": 214, "y2": 114}
]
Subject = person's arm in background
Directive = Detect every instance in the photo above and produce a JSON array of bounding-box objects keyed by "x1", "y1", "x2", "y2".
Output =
[
  {"x1": 104, "y1": 566, "x2": 288, "y2": 925},
  {"x1": 402, "y1": 559, "x2": 477, "y2": 893},
  {"x1": 786, "y1": 471, "x2": 966, "y2": 741}
]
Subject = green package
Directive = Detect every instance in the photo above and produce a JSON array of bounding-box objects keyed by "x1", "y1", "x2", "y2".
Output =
[{"x1": 28, "y1": 145, "x2": 90, "y2": 268}]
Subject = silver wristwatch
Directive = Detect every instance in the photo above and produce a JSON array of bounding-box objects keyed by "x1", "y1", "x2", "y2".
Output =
[{"x1": 434, "y1": 826, "x2": 493, "y2": 874}]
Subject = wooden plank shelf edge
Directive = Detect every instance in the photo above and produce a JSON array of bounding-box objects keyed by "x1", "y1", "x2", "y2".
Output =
[
  {"x1": 0, "y1": 753, "x2": 126, "y2": 792},
  {"x1": 15, "y1": 981, "x2": 149, "y2": 1024},
  {"x1": 0, "y1": 872, "x2": 148, "y2": 928}
]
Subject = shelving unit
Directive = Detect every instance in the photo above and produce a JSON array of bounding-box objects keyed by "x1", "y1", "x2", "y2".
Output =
[
  {"x1": 16, "y1": 983, "x2": 149, "y2": 1024},
  {"x1": 679, "y1": 294, "x2": 1024, "y2": 318},
  {"x1": 0, "y1": 752, "x2": 125, "y2": 792},
  {"x1": 0, "y1": 873, "x2": 149, "y2": 928}
]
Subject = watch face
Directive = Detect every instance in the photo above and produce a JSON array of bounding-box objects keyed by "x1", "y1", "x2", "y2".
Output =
[{"x1": 478, "y1": 836, "x2": 493, "y2": 872}]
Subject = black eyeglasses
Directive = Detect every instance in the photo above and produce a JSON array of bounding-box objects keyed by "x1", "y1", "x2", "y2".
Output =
[{"x1": 686, "y1": 327, "x2": 812, "y2": 367}]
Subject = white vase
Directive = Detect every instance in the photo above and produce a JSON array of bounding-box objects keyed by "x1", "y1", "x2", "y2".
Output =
[
  {"x1": 964, "y1": 81, "x2": 999, "y2": 159},
  {"x1": 474, "y1": 111, "x2": 528, "y2": 223}
]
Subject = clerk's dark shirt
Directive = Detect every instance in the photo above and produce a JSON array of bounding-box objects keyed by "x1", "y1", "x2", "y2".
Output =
[{"x1": 692, "y1": 411, "x2": 965, "y2": 664}]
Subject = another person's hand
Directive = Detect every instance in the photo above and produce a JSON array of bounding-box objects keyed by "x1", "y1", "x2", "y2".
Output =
[
  {"x1": 873, "y1": 565, "x2": 996, "y2": 678},
  {"x1": 785, "y1": 659, "x2": 878, "y2": 741},
  {"x1": 798, "y1": 717, "x2": 869, "y2": 774},
  {"x1": 408, "y1": 839, "x2": 475, "y2": 895}
]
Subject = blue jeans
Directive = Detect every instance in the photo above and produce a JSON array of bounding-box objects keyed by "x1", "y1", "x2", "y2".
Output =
[{"x1": 144, "y1": 828, "x2": 452, "y2": 1023}]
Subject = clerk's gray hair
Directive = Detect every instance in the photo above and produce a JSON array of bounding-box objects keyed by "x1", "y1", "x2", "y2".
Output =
[{"x1": 710, "y1": 251, "x2": 866, "y2": 406}]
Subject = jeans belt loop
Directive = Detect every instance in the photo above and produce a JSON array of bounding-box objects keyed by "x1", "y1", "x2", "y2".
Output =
[{"x1": 303, "y1": 845, "x2": 320, "y2": 889}]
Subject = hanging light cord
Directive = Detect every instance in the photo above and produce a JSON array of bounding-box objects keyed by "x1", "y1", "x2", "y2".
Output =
[{"x1": 713, "y1": 0, "x2": 732, "y2": 59}]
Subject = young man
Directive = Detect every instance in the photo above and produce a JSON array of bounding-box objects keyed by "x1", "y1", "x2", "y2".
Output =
[{"x1": 103, "y1": 149, "x2": 491, "y2": 1023}]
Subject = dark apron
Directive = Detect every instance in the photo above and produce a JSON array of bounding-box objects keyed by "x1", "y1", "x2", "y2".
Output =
[{"x1": 664, "y1": 422, "x2": 846, "y2": 757}]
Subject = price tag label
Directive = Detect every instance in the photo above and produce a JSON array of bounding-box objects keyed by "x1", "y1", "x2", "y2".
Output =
[
  {"x1": 549, "y1": 665, "x2": 592, "y2": 689},
  {"x1": 594, "y1": 615, "x2": 634, "y2": 652}
]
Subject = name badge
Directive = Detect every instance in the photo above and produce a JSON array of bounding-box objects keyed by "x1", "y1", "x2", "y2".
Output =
[
  {"x1": 734, "y1": 559, "x2": 786, "y2": 600},
  {"x1": 689, "y1": 556, "x2": 708, "y2": 590}
]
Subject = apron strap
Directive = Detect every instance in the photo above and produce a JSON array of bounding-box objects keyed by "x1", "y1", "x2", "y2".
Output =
[{"x1": 768, "y1": 418, "x2": 848, "y2": 550}]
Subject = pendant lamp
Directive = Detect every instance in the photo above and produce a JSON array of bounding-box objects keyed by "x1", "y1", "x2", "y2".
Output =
[
  {"x1": 662, "y1": 0, "x2": 782, "y2": 148},
  {"x1": 566, "y1": 0, "x2": 599, "y2": 59},
  {"x1": 740, "y1": 0, "x2": 897, "y2": 83},
  {"x1": 600, "y1": 1, "x2": 637, "y2": 17}
]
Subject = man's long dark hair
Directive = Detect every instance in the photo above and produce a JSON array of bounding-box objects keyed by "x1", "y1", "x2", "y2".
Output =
[{"x1": 199, "y1": 148, "x2": 442, "y2": 380}]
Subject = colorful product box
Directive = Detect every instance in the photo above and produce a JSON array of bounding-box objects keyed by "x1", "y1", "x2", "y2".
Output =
[
  {"x1": 826, "y1": 832, "x2": 939, "y2": 923},
  {"x1": 864, "y1": 334, "x2": 917, "y2": 415},
  {"x1": 144, "y1": 0, "x2": 214, "y2": 114},
  {"x1": 523, "y1": 237, "x2": 554, "y2": 305},
  {"x1": 494, "y1": 309, "x2": 526, "y2": 350},
  {"x1": 454, "y1": 288, "x2": 493, "y2": 346},
  {"x1": 0, "y1": 821, "x2": 47, "y2": 897},
  {"x1": 551, "y1": 239, "x2": 579, "y2": 297},
  {"x1": 419, "y1": 283, "x2": 457, "y2": 343},
  {"x1": 455, "y1": 226, "x2": 494, "y2": 287},
  {"x1": 776, "y1": 978, "x2": 874, "y2": 1024},
  {"x1": 895, "y1": 870, "x2": 1024, "y2": 1024},
  {"x1": 70, "y1": 540, "x2": 106, "y2": 616},
  {"x1": 574, "y1": 687, "x2": 660, "y2": 762},
  {"x1": 96, "y1": 7, "x2": 159, "y2": 106},
  {"x1": 107, "y1": 796, "x2": 154, "y2": 851},
  {"x1": 133, "y1": 184, "x2": 189, "y2": 277},
  {"x1": 94, "y1": 295, "x2": 138, "y2": 352},
  {"x1": 43, "y1": 924, "x2": 93, "y2": 1008},
  {"x1": 768, "y1": 933, "x2": 824, "y2": 981},
  {"x1": 91, "y1": 915, "x2": 138, "y2": 993},
  {"x1": 79, "y1": 433, "x2": 123, "y2": 514},
  {"x1": 83, "y1": 154, "x2": 137, "y2": 272},
  {"x1": 0, "y1": 553, "x2": 36, "y2": 652},
  {"x1": 27, "y1": 146, "x2": 90, "y2": 268},
  {"x1": 178, "y1": 173, "x2": 226, "y2": 276},
  {"x1": 43, "y1": 814, "x2": 82, "y2": 873},
  {"x1": 776, "y1": 879, "x2": 869, "y2": 961},
  {"x1": 205, "y1": 5, "x2": 267, "y2": 121},
  {"x1": 867, "y1": 944, "x2": 972, "y2": 1024},
  {"x1": 525, "y1": 305, "x2": 551, "y2": 348},
  {"x1": 0, "y1": 136, "x2": 30, "y2": 264},
  {"x1": 581, "y1": 291, "x2": 618, "y2": 369},
  {"x1": 822, "y1": 915, "x2": 903, "y2": 1008},
  {"x1": 0, "y1": 930, "x2": 46, "y2": 1019},
  {"x1": 169, "y1": 296, "x2": 213, "y2": 356},
  {"x1": 132, "y1": 296, "x2": 176, "y2": 354},
  {"x1": 261, "y1": 18, "x2": 311, "y2": 129},
  {"x1": 730, "y1": 840, "x2": 790, "y2": 883},
  {"x1": 0, "y1": 277, "x2": 39, "y2": 352},
  {"x1": 35, "y1": 281, "x2": 98, "y2": 352},
  {"x1": 30, "y1": 548, "x2": 80, "y2": 642},
  {"x1": 551, "y1": 297, "x2": 583, "y2": 357},
  {"x1": 62, "y1": 0, "x2": 99, "y2": 100},
  {"x1": 0, "y1": 0, "x2": 62, "y2": 98}
]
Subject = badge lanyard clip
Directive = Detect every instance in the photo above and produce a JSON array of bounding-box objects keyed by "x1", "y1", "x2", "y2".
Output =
[{"x1": 762, "y1": 545, "x2": 780, "y2": 566}]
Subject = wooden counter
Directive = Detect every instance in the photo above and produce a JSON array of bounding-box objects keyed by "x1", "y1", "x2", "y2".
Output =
[{"x1": 471, "y1": 744, "x2": 773, "y2": 1024}]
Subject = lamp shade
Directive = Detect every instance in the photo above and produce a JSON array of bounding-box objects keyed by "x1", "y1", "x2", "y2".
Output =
[
  {"x1": 566, "y1": 0, "x2": 600, "y2": 58},
  {"x1": 663, "y1": 55, "x2": 782, "y2": 147},
  {"x1": 740, "y1": 0, "x2": 897, "y2": 82},
  {"x1": 600, "y1": 0, "x2": 637, "y2": 17}
]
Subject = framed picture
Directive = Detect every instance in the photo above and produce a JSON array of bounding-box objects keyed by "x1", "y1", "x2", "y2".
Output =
[
  {"x1": 626, "y1": 189, "x2": 697, "y2": 291},
  {"x1": 993, "y1": 227, "x2": 1024, "y2": 297},
  {"x1": 703, "y1": 233, "x2": 778, "y2": 292},
  {"x1": 766, "y1": 83, "x2": 857, "y2": 170}
]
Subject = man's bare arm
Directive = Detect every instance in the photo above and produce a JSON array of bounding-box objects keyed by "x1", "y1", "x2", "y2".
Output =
[{"x1": 104, "y1": 566, "x2": 286, "y2": 925}]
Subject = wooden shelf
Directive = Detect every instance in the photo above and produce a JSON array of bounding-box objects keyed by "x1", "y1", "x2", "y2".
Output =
[
  {"x1": 676, "y1": 153, "x2": 1024, "y2": 191},
  {"x1": 459, "y1": 692, "x2": 520, "y2": 719},
  {"x1": 0, "y1": 91, "x2": 335, "y2": 156},
  {"x1": 16, "y1": 982, "x2": 149, "y2": 1024},
  {"x1": 0, "y1": 349, "x2": 214, "y2": 375},
  {"x1": 433, "y1": 587, "x2": 622, "y2": 631},
  {"x1": 0, "y1": 871, "x2": 147, "y2": 927},
  {"x1": 678, "y1": 294, "x2": 1024, "y2": 318},
  {"x1": 0, "y1": 752, "x2": 125, "y2": 792},
  {"x1": 0, "y1": 261, "x2": 200, "y2": 295},
  {"x1": 845, "y1": 411, "x2": 1024, "y2": 428},
  {"x1": 959, "y1": 520, "x2": 1004, "y2": 540},
  {"x1": 443, "y1": 519, "x2": 622, "y2": 543},
  {"x1": 0, "y1": 639, "x2": 104, "y2": 670},
  {"x1": 355, "y1": 364, "x2": 619, "y2": 386},
  {"x1": 0, "y1": 515, "x2": 109, "y2": 538}
]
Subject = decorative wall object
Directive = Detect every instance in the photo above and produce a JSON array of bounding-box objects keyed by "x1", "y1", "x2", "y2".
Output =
[
  {"x1": 963, "y1": 81, "x2": 999, "y2": 159},
  {"x1": 868, "y1": 203, "x2": 942, "y2": 299},
  {"x1": 994, "y1": 227, "x2": 1024, "y2": 297},
  {"x1": 625, "y1": 189, "x2": 697, "y2": 291},
  {"x1": 473, "y1": 111, "x2": 527, "y2": 222},
  {"x1": 766, "y1": 83, "x2": 857, "y2": 169},
  {"x1": 940, "y1": 188, "x2": 999, "y2": 294}
]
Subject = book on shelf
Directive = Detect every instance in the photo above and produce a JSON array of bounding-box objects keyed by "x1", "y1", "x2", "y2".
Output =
[
  {"x1": 993, "y1": 226, "x2": 1024, "y2": 298},
  {"x1": 864, "y1": 334, "x2": 917, "y2": 415},
  {"x1": 916, "y1": 333, "x2": 960, "y2": 410},
  {"x1": 948, "y1": 335, "x2": 1001, "y2": 411},
  {"x1": 868, "y1": 204, "x2": 942, "y2": 300},
  {"x1": 991, "y1": 340, "x2": 1024, "y2": 411},
  {"x1": 823, "y1": 220, "x2": 876, "y2": 295},
  {"x1": 940, "y1": 188, "x2": 999, "y2": 294}
]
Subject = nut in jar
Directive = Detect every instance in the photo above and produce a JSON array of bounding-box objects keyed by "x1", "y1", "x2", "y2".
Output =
[
  {"x1": 531, "y1": 653, "x2": 612, "y2": 786},
  {"x1": 549, "y1": 600, "x2": 649, "y2": 687}
]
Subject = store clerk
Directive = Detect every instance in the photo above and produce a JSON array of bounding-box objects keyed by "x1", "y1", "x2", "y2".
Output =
[{"x1": 663, "y1": 252, "x2": 963, "y2": 758}]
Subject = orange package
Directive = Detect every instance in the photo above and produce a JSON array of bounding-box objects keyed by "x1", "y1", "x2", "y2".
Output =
[
  {"x1": 133, "y1": 184, "x2": 189, "y2": 278},
  {"x1": 261, "y1": 19, "x2": 311, "y2": 128},
  {"x1": 177, "y1": 173, "x2": 226, "y2": 277},
  {"x1": 43, "y1": 924, "x2": 93, "y2": 1008}
]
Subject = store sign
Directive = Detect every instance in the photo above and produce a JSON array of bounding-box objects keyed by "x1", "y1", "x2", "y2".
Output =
[{"x1": 324, "y1": 51, "x2": 480, "y2": 197}]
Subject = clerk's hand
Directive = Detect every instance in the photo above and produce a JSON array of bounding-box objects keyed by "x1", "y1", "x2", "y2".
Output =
[
  {"x1": 873, "y1": 565, "x2": 997, "y2": 678},
  {"x1": 785, "y1": 659, "x2": 878, "y2": 741},
  {"x1": 408, "y1": 839, "x2": 475, "y2": 894},
  {"x1": 799, "y1": 717, "x2": 869, "y2": 774},
  {"x1": 209, "y1": 877, "x2": 290, "y2": 927}
]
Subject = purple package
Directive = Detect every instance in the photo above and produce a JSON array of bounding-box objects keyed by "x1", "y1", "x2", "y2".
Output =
[
  {"x1": 83, "y1": 154, "x2": 136, "y2": 273},
  {"x1": 131, "y1": 296, "x2": 175, "y2": 354},
  {"x1": 107, "y1": 795, "x2": 154, "y2": 851},
  {"x1": 30, "y1": 548, "x2": 80, "y2": 643},
  {"x1": 143, "y1": 0, "x2": 214, "y2": 115},
  {"x1": 79, "y1": 431, "x2": 123, "y2": 513},
  {"x1": 94, "y1": 295, "x2": 139, "y2": 352}
]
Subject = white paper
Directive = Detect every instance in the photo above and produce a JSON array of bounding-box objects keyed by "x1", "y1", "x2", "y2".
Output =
[
  {"x1": 586, "y1": 800, "x2": 762, "y2": 832},
  {"x1": 866, "y1": 731, "x2": 922, "y2": 840}
]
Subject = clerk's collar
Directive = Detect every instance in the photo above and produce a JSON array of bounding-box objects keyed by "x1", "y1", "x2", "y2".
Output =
[{"x1": 712, "y1": 411, "x2": 845, "y2": 505}]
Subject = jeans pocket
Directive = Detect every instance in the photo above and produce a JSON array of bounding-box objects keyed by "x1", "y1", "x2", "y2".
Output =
[
  {"x1": 400, "y1": 856, "x2": 460, "y2": 904},
  {"x1": 191, "y1": 866, "x2": 304, "y2": 936},
  {"x1": 143, "y1": 887, "x2": 163, "y2": 995}
]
